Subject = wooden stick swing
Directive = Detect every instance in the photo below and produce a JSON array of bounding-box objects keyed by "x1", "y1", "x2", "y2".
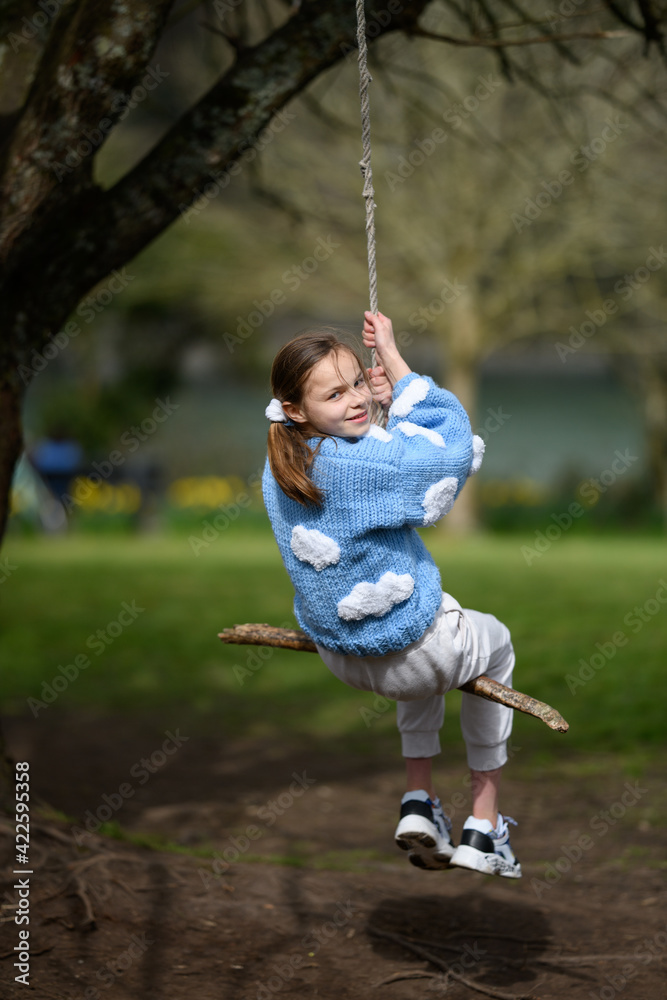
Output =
[{"x1": 219, "y1": 624, "x2": 569, "y2": 734}]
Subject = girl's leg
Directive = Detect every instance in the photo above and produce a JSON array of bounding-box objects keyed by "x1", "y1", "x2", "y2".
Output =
[
  {"x1": 470, "y1": 765, "x2": 502, "y2": 825},
  {"x1": 457, "y1": 608, "x2": 514, "y2": 824},
  {"x1": 402, "y1": 723, "x2": 503, "y2": 823},
  {"x1": 448, "y1": 613, "x2": 522, "y2": 876},
  {"x1": 396, "y1": 696, "x2": 455, "y2": 869},
  {"x1": 405, "y1": 756, "x2": 435, "y2": 799},
  {"x1": 396, "y1": 694, "x2": 444, "y2": 797},
  {"x1": 444, "y1": 606, "x2": 521, "y2": 875}
]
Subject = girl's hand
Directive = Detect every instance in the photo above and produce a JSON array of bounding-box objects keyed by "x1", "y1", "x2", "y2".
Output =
[
  {"x1": 367, "y1": 365, "x2": 392, "y2": 408},
  {"x1": 362, "y1": 310, "x2": 398, "y2": 359},
  {"x1": 362, "y1": 310, "x2": 412, "y2": 387}
]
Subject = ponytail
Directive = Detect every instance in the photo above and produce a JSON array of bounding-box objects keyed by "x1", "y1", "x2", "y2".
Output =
[{"x1": 267, "y1": 422, "x2": 329, "y2": 507}]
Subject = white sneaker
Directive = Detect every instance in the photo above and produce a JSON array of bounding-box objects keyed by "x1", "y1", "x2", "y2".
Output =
[
  {"x1": 450, "y1": 814, "x2": 522, "y2": 878},
  {"x1": 394, "y1": 791, "x2": 456, "y2": 870}
]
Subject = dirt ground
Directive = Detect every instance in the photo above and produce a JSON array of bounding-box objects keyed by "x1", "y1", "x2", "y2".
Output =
[{"x1": 1, "y1": 708, "x2": 665, "y2": 1000}]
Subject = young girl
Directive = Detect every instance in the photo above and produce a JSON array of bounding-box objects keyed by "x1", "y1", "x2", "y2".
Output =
[{"x1": 261, "y1": 311, "x2": 520, "y2": 878}]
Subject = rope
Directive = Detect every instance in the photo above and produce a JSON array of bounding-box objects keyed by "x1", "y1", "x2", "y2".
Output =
[{"x1": 355, "y1": 0, "x2": 378, "y2": 370}]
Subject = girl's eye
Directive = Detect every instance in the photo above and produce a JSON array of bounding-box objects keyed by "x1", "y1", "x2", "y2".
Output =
[{"x1": 330, "y1": 376, "x2": 363, "y2": 399}]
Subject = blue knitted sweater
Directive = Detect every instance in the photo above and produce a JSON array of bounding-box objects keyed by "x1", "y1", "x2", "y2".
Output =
[{"x1": 262, "y1": 372, "x2": 483, "y2": 656}]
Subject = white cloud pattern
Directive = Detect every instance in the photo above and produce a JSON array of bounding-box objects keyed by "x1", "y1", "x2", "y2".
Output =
[
  {"x1": 396, "y1": 421, "x2": 446, "y2": 448},
  {"x1": 365, "y1": 423, "x2": 393, "y2": 443},
  {"x1": 468, "y1": 435, "x2": 485, "y2": 476},
  {"x1": 422, "y1": 477, "x2": 459, "y2": 525},
  {"x1": 389, "y1": 377, "x2": 429, "y2": 418},
  {"x1": 337, "y1": 571, "x2": 415, "y2": 621},
  {"x1": 290, "y1": 525, "x2": 341, "y2": 571}
]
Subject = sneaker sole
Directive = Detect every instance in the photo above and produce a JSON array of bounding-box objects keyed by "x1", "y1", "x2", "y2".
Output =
[
  {"x1": 395, "y1": 816, "x2": 455, "y2": 870},
  {"x1": 407, "y1": 847, "x2": 455, "y2": 871},
  {"x1": 395, "y1": 815, "x2": 438, "y2": 852},
  {"x1": 450, "y1": 844, "x2": 522, "y2": 879}
]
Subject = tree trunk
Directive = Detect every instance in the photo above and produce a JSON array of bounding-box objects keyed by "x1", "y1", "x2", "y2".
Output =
[
  {"x1": 0, "y1": 367, "x2": 22, "y2": 815},
  {"x1": 0, "y1": 367, "x2": 23, "y2": 542},
  {"x1": 0, "y1": 721, "x2": 14, "y2": 814},
  {"x1": 642, "y1": 364, "x2": 667, "y2": 529}
]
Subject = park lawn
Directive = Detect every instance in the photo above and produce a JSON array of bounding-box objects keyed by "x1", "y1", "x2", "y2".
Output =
[{"x1": 1, "y1": 522, "x2": 666, "y2": 763}]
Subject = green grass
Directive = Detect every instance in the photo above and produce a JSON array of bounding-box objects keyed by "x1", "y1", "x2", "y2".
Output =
[
  {"x1": 33, "y1": 807, "x2": 403, "y2": 873},
  {"x1": 2, "y1": 521, "x2": 666, "y2": 756}
]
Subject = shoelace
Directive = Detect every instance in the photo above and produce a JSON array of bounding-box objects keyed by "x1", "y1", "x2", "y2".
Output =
[
  {"x1": 431, "y1": 799, "x2": 453, "y2": 836},
  {"x1": 494, "y1": 814, "x2": 518, "y2": 839}
]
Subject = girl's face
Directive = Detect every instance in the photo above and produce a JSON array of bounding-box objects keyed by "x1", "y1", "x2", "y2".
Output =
[{"x1": 283, "y1": 350, "x2": 372, "y2": 438}]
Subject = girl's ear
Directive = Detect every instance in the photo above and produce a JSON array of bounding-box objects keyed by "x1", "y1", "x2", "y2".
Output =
[{"x1": 282, "y1": 401, "x2": 307, "y2": 424}]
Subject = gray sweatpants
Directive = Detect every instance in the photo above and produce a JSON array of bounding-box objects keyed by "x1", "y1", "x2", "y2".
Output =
[{"x1": 315, "y1": 592, "x2": 515, "y2": 771}]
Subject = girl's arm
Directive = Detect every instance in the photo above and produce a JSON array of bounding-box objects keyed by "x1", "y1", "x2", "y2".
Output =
[
  {"x1": 358, "y1": 311, "x2": 479, "y2": 527},
  {"x1": 386, "y1": 374, "x2": 477, "y2": 526}
]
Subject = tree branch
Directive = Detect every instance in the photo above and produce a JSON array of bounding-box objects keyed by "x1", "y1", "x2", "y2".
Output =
[
  {"x1": 411, "y1": 26, "x2": 632, "y2": 47},
  {"x1": 218, "y1": 624, "x2": 570, "y2": 732},
  {"x1": 0, "y1": 0, "x2": 175, "y2": 263}
]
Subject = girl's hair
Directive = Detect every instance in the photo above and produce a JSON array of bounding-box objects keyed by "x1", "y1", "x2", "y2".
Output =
[{"x1": 267, "y1": 328, "x2": 379, "y2": 507}]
